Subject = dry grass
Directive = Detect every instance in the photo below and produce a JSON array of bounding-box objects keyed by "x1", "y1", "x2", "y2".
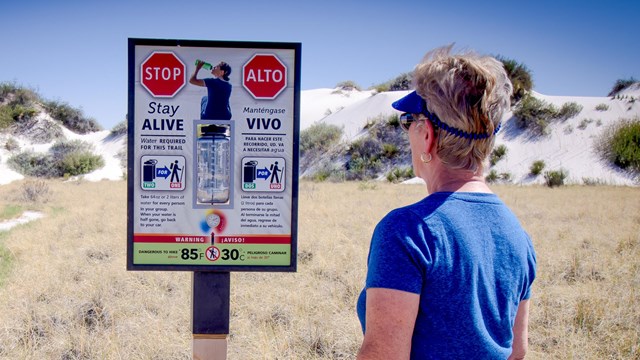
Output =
[{"x1": 0, "y1": 180, "x2": 638, "y2": 359}]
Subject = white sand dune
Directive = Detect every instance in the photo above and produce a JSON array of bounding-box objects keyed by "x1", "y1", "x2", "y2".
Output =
[{"x1": 1, "y1": 87, "x2": 638, "y2": 186}]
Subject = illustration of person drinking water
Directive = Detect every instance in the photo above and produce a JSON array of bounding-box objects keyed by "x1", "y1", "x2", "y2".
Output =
[{"x1": 189, "y1": 60, "x2": 232, "y2": 120}]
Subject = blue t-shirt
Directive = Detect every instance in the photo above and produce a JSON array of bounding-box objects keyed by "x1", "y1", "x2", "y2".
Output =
[
  {"x1": 202, "y1": 78, "x2": 232, "y2": 120},
  {"x1": 357, "y1": 192, "x2": 536, "y2": 359}
]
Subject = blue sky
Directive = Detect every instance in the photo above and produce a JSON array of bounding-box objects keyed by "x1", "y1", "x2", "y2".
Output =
[{"x1": 1, "y1": 0, "x2": 638, "y2": 129}]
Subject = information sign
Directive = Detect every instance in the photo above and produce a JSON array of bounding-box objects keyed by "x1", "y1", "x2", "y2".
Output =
[{"x1": 127, "y1": 38, "x2": 300, "y2": 272}]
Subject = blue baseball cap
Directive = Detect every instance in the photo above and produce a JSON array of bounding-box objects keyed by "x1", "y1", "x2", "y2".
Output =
[{"x1": 392, "y1": 91, "x2": 426, "y2": 114}]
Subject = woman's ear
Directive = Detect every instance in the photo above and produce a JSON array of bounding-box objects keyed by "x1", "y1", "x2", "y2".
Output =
[{"x1": 421, "y1": 119, "x2": 437, "y2": 154}]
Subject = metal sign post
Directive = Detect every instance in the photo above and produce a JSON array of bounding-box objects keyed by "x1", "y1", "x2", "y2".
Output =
[{"x1": 192, "y1": 272, "x2": 230, "y2": 360}]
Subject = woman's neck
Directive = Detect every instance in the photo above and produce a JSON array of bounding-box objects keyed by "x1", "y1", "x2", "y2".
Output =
[{"x1": 424, "y1": 163, "x2": 492, "y2": 194}]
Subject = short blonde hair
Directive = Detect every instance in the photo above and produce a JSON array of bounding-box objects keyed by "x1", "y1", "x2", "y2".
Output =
[{"x1": 413, "y1": 45, "x2": 513, "y2": 172}]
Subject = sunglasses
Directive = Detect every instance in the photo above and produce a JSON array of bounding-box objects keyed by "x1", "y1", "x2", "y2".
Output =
[{"x1": 399, "y1": 113, "x2": 421, "y2": 131}]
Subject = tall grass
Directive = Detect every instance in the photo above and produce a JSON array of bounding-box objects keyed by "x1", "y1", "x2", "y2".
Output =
[{"x1": 0, "y1": 181, "x2": 638, "y2": 359}]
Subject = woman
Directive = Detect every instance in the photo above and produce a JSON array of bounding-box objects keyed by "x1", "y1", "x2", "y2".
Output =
[
  {"x1": 357, "y1": 45, "x2": 536, "y2": 359},
  {"x1": 190, "y1": 60, "x2": 232, "y2": 120}
]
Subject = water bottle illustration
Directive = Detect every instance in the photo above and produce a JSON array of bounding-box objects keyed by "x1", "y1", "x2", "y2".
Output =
[
  {"x1": 196, "y1": 59, "x2": 213, "y2": 70},
  {"x1": 197, "y1": 125, "x2": 230, "y2": 204}
]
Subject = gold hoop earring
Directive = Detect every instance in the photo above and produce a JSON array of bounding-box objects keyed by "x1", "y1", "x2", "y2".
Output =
[{"x1": 420, "y1": 152, "x2": 432, "y2": 164}]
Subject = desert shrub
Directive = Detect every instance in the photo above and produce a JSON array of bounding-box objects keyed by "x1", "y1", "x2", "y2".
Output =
[
  {"x1": 0, "y1": 82, "x2": 41, "y2": 129},
  {"x1": 373, "y1": 72, "x2": 413, "y2": 92},
  {"x1": 300, "y1": 123, "x2": 343, "y2": 156},
  {"x1": 386, "y1": 113, "x2": 400, "y2": 128},
  {"x1": 0, "y1": 82, "x2": 39, "y2": 106},
  {"x1": 381, "y1": 143, "x2": 399, "y2": 158},
  {"x1": 116, "y1": 147, "x2": 127, "y2": 172},
  {"x1": 513, "y1": 94, "x2": 557, "y2": 135},
  {"x1": 558, "y1": 102, "x2": 583, "y2": 120},
  {"x1": 596, "y1": 117, "x2": 640, "y2": 173},
  {"x1": 335, "y1": 80, "x2": 361, "y2": 91},
  {"x1": 497, "y1": 56, "x2": 533, "y2": 103},
  {"x1": 0, "y1": 106, "x2": 12, "y2": 129},
  {"x1": 349, "y1": 137, "x2": 382, "y2": 161},
  {"x1": 582, "y1": 177, "x2": 608, "y2": 186},
  {"x1": 608, "y1": 77, "x2": 637, "y2": 96},
  {"x1": 485, "y1": 169, "x2": 512, "y2": 184},
  {"x1": 346, "y1": 156, "x2": 382, "y2": 181},
  {"x1": 43, "y1": 100, "x2": 102, "y2": 134},
  {"x1": 49, "y1": 139, "x2": 94, "y2": 162},
  {"x1": 595, "y1": 103, "x2": 609, "y2": 111},
  {"x1": 485, "y1": 170, "x2": 499, "y2": 183},
  {"x1": 110, "y1": 120, "x2": 128, "y2": 137},
  {"x1": 8, "y1": 151, "x2": 57, "y2": 177},
  {"x1": 0, "y1": 104, "x2": 40, "y2": 130},
  {"x1": 0, "y1": 81, "x2": 21, "y2": 101},
  {"x1": 59, "y1": 151, "x2": 105, "y2": 177},
  {"x1": 544, "y1": 169, "x2": 568, "y2": 187},
  {"x1": 530, "y1": 160, "x2": 546, "y2": 176},
  {"x1": 386, "y1": 167, "x2": 414, "y2": 183},
  {"x1": 19, "y1": 179, "x2": 51, "y2": 203},
  {"x1": 4, "y1": 137, "x2": 19, "y2": 152},
  {"x1": 577, "y1": 118, "x2": 594, "y2": 130},
  {"x1": 489, "y1": 144, "x2": 508, "y2": 166},
  {"x1": 8, "y1": 140, "x2": 104, "y2": 178}
]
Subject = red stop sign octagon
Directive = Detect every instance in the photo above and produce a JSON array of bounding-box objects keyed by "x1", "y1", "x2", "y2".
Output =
[
  {"x1": 140, "y1": 51, "x2": 186, "y2": 98},
  {"x1": 243, "y1": 54, "x2": 287, "y2": 100}
]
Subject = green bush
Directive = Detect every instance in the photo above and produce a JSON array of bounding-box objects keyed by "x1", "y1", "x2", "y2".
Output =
[
  {"x1": 381, "y1": 143, "x2": 399, "y2": 158},
  {"x1": 59, "y1": 151, "x2": 105, "y2": 176},
  {"x1": 485, "y1": 169, "x2": 512, "y2": 184},
  {"x1": 577, "y1": 118, "x2": 594, "y2": 130},
  {"x1": 529, "y1": 160, "x2": 545, "y2": 176},
  {"x1": 8, "y1": 139, "x2": 104, "y2": 178},
  {"x1": 597, "y1": 117, "x2": 640, "y2": 173},
  {"x1": 485, "y1": 170, "x2": 499, "y2": 183},
  {"x1": 0, "y1": 81, "x2": 21, "y2": 101},
  {"x1": 4, "y1": 138, "x2": 19, "y2": 152},
  {"x1": 346, "y1": 156, "x2": 382, "y2": 181},
  {"x1": 349, "y1": 137, "x2": 382, "y2": 162},
  {"x1": 49, "y1": 139, "x2": 94, "y2": 162},
  {"x1": 0, "y1": 82, "x2": 39, "y2": 106},
  {"x1": 386, "y1": 113, "x2": 400, "y2": 128},
  {"x1": 490, "y1": 144, "x2": 508, "y2": 166},
  {"x1": 335, "y1": 80, "x2": 361, "y2": 91},
  {"x1": 372, "y1": 72, "x2": 413, "y2": 92},
  {"x1": 544, "y1": 169, "x2": 568, "y2": 187},
  {"x1": 558, "y1": 102, "x2": 583, "y2": 120},
  {"x1": 0, "y1": 106, "x2": 12, "y2": 129},
  {"x1": 514, "y1": 95, "x2": 587, "y2": 135},
  {"x1": 0, "y1": 103, "x2": 40, "y2": 130},
  {"x1": 608, "y1": 77, "x2": 637, "y2": 97},
  {"x1": 8, "y1": 151, "x2": 57, "y2": 177},
  {"x1": 595, "y1": 103, "x2": 609, "y2": 111},
  {"x1": 110, "y1": 120, "x2": 128, "y2": 137},
  {"x1": 43, "y1": 100, "x2": 102, "y2": 134},
  {"x1": 513, "y1": 94, "x2": 556, "y2": 135},
  {"x1": 497, "y1": 56, "x2": 533, "y2": 103},
  {"x1": 386, "y1": 167, "x2": 414, "y2": 183},
  {"x1": 300, "y1": 123, "x2": 343, "y2": 155}
]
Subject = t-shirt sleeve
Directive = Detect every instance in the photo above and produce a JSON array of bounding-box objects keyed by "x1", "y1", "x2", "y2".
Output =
[
  {"x1": 365, "y1": 209, "x2": 431, "y2": 295},
  {"x1": 521, "y1": 234, "x2": 537, "y2": 300}
]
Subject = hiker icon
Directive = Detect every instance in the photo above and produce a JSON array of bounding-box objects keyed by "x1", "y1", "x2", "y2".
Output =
[
  {"x1": 269, "y1": 161, "x2": 282, "y2": 184},
  {"x1": 170, "y1": 160, "x2": 183, "y2": 183}
]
